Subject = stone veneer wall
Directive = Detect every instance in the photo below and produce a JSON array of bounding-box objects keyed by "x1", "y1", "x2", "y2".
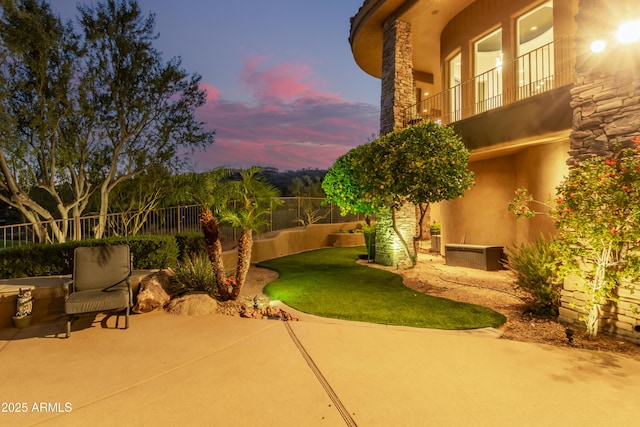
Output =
[
  {"x1": 568, "y1": 73, "x2": 640, "y2": 163},
  {"x1": 380, "y1": 19, "x2": 414, "y2": 135},
  {"x1": 561, "y1": 276, "x2": 640, "y2": 344},
  {"x1": 560, "y1": 0, "x2": 640, "y2": 342},
  {"x1": 375, "y1": 18, "x2": 419, "y2": 267},
  {"x1": 374, "y1": 203, "x2": 416, "y2": 268}
]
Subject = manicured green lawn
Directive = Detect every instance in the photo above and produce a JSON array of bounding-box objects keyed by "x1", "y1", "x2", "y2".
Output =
[{"x1": 259, "y1": 247, "x2": 506, "y2": 330}]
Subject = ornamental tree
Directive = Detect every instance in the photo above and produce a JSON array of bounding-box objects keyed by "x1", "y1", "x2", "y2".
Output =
[
  {"x1": 323, "y1": 121, "x2": 475, "y2": 266},
  {"x1": 510, "y1": 137, "x2": 640, "y2": 337},
  {"x1": 321, "y1": 142, "x2": 387, "y2": 217}
]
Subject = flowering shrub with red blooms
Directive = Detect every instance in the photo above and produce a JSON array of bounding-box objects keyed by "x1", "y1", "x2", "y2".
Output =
[
  {"x1": 225, "y1": 276, "x2": 237, "y2": 292},
  {"x1": 510, "y1": 136, "x2": 640, "y2": 337}
]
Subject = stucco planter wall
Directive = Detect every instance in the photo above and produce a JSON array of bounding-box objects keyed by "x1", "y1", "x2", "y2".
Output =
[
  {"x1": 327, "y1": 232, "x2": 365, "y2": 247},
  {"x1": 222, "y1": 221, "x2": 363, "y2": 269}
]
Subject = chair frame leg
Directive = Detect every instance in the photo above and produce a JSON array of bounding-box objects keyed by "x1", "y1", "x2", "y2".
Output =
[
  {"x1": 66, "y1": 315, "x2": 74, "y2": 338},
  {"x1": 64, "y1": 308, "x2": 129, "y2": 337}
]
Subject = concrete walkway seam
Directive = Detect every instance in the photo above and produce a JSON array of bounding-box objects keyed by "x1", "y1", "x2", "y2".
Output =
[{"x1": 283, "y1": 320, "x2": 357, "y2": 427}]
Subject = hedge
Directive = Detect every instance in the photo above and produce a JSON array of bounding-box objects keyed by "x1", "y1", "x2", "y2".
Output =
[{"x1": 0, "y1": 234, "x2": 183, "y2": 279}]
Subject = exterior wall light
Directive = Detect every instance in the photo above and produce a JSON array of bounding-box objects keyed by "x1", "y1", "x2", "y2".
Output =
[
  {"x1": 589, "y1": 20, "x2": 639, "y2": 53},
  {"x1": 615, "y1": 20, "x2": 640, "y2": 44},
  {"x1": 590, "y1": 40, "x2": 607, "y2": 53}
]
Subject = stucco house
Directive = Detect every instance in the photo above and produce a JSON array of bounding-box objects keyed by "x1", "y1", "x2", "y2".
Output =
[{"x1": 349, "y1": 0, "x2": 640, "y2": 341}]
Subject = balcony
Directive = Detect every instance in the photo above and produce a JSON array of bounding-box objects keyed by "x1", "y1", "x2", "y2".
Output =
[{"x1": 402, "y1": 36, "x2": 575, "y2": 130}]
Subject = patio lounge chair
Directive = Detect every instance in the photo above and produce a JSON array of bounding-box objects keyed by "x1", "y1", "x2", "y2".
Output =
[{"x1": 63, "y1": 245, "x2": 132, "y2": 338}]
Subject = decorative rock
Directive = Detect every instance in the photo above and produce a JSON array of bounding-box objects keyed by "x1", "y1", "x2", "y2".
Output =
[
  {"x1": 165, "y1": 293, "x2": 218, "y2": 316},
  {"x1": 252, "y1": 295, "x2": 270, "y2": 309},
  {"x1": 594, "y1": 134, "x2": 609, "y2": 143},
  {"x1": 132, "y1": 269, "x2": 174, "y2": 313},
  {"x1": 239, "y1": 305, "x2": 298, "y2": 321},
  {"x1": 578, "y1": 116, "x2": 603, "y2": 129},
  {"x1": 623, "y1": 97, "x2": 640, "y2": 107}
]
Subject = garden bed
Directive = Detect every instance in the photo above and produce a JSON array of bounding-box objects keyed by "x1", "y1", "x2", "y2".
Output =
[{"x1": 380, "y1": 252, "x2": 640, "y2": 357}]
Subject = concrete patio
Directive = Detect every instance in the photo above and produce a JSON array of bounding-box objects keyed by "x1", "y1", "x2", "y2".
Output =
[{"x1": 1, "y1": 308, "x2": 640, "y2": 426}]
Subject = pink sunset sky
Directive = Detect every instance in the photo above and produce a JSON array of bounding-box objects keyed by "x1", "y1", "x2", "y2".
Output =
[
  {"x1": 53, "y1": 0, "x2": 381, "y2": 172},
  {"x1": 198, "y1": 55, "x2": 379, "y2": 171}
]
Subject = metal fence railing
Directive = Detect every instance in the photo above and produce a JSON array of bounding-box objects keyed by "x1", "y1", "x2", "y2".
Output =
[
  {"x1": 402, "y1": 36, "x2": 575, "y2": 127},
  {"x1": 0, "y1": 198, "x2": 364, "y2": 248}
]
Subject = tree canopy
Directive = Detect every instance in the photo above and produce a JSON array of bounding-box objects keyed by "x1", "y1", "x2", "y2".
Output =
[
  {"x1": 0, "y1": 0, "x2": 214, "y2": 242},
  {"x1": 323, "y1": 121, "x2": 474, "y2": 267},
  {"x1": 323, "y1": 121, "x2": 475, "y2": 216}
]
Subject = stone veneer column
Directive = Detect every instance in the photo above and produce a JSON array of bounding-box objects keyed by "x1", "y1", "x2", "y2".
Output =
[
  {"x1": 374, "y1": 201, "x2": 416, "y2": 268},
  {"x1": 568, "y1": 0, "x2": 640, "y2": 163},
  {"x1": 377, "y1": 19, "x2": 417, "y2": 268},
  {"x1": 561, "y1": 0, "x2": 640, "y2": 343},
  {"x1": 380, "y1": 19, "x2": 414, "y2": 135}
]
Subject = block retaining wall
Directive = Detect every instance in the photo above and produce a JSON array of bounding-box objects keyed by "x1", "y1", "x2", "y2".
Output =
[{"x1": 559, "y1": 276, "x2": 640, "y2": 344}]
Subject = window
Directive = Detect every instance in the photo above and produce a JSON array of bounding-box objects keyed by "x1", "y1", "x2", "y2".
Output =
[
  {"x1": 517, "y1": 1, "x2": 554, "y2": 98},
  {"x1": 474, "y1": 29, "x2": 502, "y2": 113},
  {"x1": 448, "y1": 52, "x2": 462, "y2": 121}
]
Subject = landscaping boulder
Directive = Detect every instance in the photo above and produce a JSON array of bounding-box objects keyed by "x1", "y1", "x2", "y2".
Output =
[
  {"x1": 165, "y1": 293, "x2": 218, "y2": 316},
  {"x1": 132, "y1": 269, "x2": 174, "y2": 313},
  {"x1": 239, "y1": 305, "x2": 298, "y2": 321}
]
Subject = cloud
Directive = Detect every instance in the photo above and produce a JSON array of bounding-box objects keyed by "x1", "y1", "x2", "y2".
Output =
[
  {"x1": 200, "y1": 82, "x2": 221, "y2": 103},
  {"x1": 190, "y1": 55, "x2": 379, "y2": 172}
]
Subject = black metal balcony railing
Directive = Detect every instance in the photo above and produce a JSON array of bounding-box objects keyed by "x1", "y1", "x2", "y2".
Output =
[{"x1": 402, "y1": 36, "x2": 575, "y2": 127}]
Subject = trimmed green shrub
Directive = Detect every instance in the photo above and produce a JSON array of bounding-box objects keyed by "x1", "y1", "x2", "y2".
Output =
[
  {"x1": 174, "y1": 232, "x2": 206, "y2": 259},
  {"x1": 0, "y1": 242, "x2": 76, "y2": 278},
  {"x1": 505, "y1": 235, "x2": 561, "y2": 315},
  {"x1": 109, "y1": 235, "x2": 178, "y2": 269},
  {"x1": 0, "y1": 235, "x2": 179, "y2": 279}
]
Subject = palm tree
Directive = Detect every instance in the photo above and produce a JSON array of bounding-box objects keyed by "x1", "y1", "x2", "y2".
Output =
[
  {"x1": 170, "y1": 168, "x2": 279, "y2": 301},
  {"x1": 200, "y1": 208, "x2": 229, "y2": 299},
  {"x1": 219, "y1": 168, "x2": 280, "y2": 300},
  {"x1": 168, "y1": 169, "x2": 231, "y2": 298}
]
